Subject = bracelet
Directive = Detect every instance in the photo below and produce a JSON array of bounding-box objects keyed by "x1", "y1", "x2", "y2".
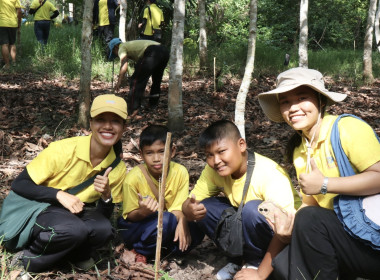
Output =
[
  {"x1": 102, "y1": 196, "x2": 112, "y2": 203},
  {"x1": 320, "y1": 177, "x2": 328, "y2": 195}
]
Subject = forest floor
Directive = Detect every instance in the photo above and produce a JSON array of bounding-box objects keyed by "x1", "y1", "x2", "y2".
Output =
[{"x1": 0, "y1": 71, "x2": 379, "y2": 279}]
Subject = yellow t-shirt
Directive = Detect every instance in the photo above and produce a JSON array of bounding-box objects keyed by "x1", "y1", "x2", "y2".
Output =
[
  {"x1": 142, "y1": 3, "x2": 164, "y2": 36},
  {"x1": 122, "y1": 161, "x2": 189, "y2": 219},
  {"x1": 98, "y1": 0, "x2": 109, "y2": 26},
  {"x1": 30, "y1": 0, "x2": 57, "y2": 21},
  {"x1": 294, "y1": 114, "x2": 380, "y2": 209},
  {"x1": 0, "y1": 0, "x2": 22, "y2": 27},
  {"x1": 190, "y1": 152, "x2": 301, "y2": 212},
  {"x1": 118, "y1": 40, "x2": 160, "y2": 62},
  {"x1": 26, "y1": 135, "x2": 126, "y2": 203}
]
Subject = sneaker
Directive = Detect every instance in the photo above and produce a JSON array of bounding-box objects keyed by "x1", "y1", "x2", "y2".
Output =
[
  {"x1": 131, "y1": 249, "x2": 147, "y2": 264},
  {"x1": 216, "y1": 262, "x2": 241, "y2": 280},
  {"x1": 242, "y1": 263, "x2": 258, "y2": 270},
  {"x1": 10, "y1": 251, "x2": 31, "y2": 280},
  {"x1": 73, "y1": 257, "x2": 95, "y2": 271}
]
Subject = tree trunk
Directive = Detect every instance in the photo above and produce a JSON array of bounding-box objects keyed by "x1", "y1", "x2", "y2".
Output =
[
  {"x1": 78, "y1": 0, "x2": 94, "y2": 128},
  {"x1": 119, "y1": 0, "x2": 127, "y2": 42},
  {"x1": 376, "y1": 0, "x2": 380, "y2": 52},
  {"x1": 168, "y1": 0, "x2": 185, "y2": 132},
  {"x1": 298, "y1": 0, "x2": 308, "y2": 68},
  {"x1": 199, "y1": 0, "x2": 207, "y2": 71},
  {"x1": 234, "y1": 0, "x2": 257, "y2": 139},
  {"x1": 363, "y1": 0, "x2": 377, "y2": 82}
]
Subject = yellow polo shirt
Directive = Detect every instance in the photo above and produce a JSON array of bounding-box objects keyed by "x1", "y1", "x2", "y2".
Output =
[
  {"x1": 26, "y1": 135, "x2": 126, "y2": 203},
  {"x1": 122, "y1": 161, "x2": 189, "y2": 219},
  {"x1": 118, "y1": 40, "x2": 160, "y2": 62},
  {"x1": 98, "y1": 0, "x2": 109, "y2": 26},
  {"x1": 142, "y1": 3, "x2": 164, "y2": 35},
  {"x1": 30, "y1": 0, "x2": 57, "y2": 21},
  {"x1": 294, "y1": 114, "x2": 380, "y2": 209},
  {"x1": 190, "y1": 152, "x2": 301, "y2": 212},
  {"x1": 0, "y1": 0, "x2": 22, "y2": 27}
]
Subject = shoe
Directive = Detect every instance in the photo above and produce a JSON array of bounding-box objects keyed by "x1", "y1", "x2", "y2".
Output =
[
  {"x1": 10, "y1": 251, "x2": 31, "y2": 280},
  {"x1": 216, "y1": 262, "x2": 241, "y2": 280},
  {"x1": 73, "y1": 257, "x2": 95, "y2": 271},
  {"x1": 131, "y1": 249, "x2": 147, "y2": 264},
  {"x1": 242, "y1": 263, "x2": 258, "y2": 270}
]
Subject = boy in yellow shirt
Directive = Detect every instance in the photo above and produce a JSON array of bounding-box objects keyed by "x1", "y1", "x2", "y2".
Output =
[
  {"x1": 182, "y1": 120, "x2": 300, "y2": 280},
  {"x1": 118, "y1": 125, "x2": 204, "y2": 262}
]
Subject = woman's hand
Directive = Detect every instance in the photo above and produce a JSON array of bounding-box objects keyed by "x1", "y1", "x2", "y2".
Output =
[
  {"x1": 56, "y1": 190, "x2": 84, "y2": 214},
  {"x1": 299, "y1": 158, "x2": 324, "y2": 195}
]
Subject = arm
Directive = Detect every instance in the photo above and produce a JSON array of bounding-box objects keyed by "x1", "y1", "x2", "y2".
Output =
[
  {"x1": 50, "y1": 10, "x2": 59, "y2": 20},
  {"x1": 172, "y1": 210, "x2": 191, "y2": 251},
  {"x1": 138, "y1": 18, "x2": 147, "y2": 31},
  {"x1": 115, "y1": 55, "x2": 128, "y2": 92},
  {"x1": 299, "y1": 159, "x2": 380, "y2": 196}
]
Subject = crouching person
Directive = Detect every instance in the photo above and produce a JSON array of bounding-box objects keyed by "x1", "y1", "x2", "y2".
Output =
[
  {"x1": 117, "y1": 125, "x2": 204, "y2": 263},
  {"x1": 8, "y1": 94, "x2": 128, "y2": 275},
  {"x1": 182, "y1": 120, "x2": 300, "y2": 280}
]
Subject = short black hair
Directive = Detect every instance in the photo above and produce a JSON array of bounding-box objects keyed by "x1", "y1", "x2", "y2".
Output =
[
  {"x1": 199, "y1": 120, "x2": 242, "y2": 150},
  {"x1": 139, "y1": 125, "x2": 172, "y2": 150}
]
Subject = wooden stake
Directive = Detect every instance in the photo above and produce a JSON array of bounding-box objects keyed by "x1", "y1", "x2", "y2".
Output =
[{"x1": 154, "y1": 132, "x2": 172, "y2": 280}]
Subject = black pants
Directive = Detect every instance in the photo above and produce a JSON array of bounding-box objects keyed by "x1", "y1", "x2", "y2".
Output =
[
  {"x1": 22, "y1": 205, "x2": 114, "y2": 273},
  {"x1": 272, "y1": 207, "x2": 380, "y2": 280},
  {"x1": 98, "y1": 24, "x2": 115, "y2": 45},
  {"x1": 127, "y1": 44, "x2": 169, "y2": 113}
]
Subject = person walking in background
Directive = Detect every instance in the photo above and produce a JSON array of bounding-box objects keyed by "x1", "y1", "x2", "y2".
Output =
[
  {"x1": 108, "y1": 38, "x2": 169, "y2": 118},
  {"x1": 29, "y1": 0, "x2": 59, "y2": 45},
  {"x1": 138, "y1": 0, "x2": 164, "y2": 43},
  {"x1": 0, "y1": 0, "x2": 22, "y2": 70},
  {"x1": 93, "y1": 0, "x2": 119, "y2": 46}
]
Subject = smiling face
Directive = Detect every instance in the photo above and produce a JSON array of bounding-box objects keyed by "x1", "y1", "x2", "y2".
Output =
[
  {"x1": 141, "y1": 140, "x2": 175, "y2": 180},
  {"x1": 205, "y1": 137, "x2": 247, "y2": 179},
  {"x1": 90, "y1": 112, "x2": 125, "y2": 150},
  {"x1": 279, "y1": 86, "x2": 321, "y2": 139}
]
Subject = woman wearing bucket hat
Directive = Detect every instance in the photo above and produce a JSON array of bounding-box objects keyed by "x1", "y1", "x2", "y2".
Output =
[{"x1": 234, "y1": 67, "x2": 380, "y2": 280}]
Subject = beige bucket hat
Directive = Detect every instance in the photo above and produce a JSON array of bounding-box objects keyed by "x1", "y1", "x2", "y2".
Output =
[{"x1": 258, "y1": 67, "x2": 347, "y2": 122}]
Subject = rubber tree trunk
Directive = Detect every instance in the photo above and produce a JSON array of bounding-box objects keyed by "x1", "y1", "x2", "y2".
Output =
[
  {"x1": 234, "y1": 0, "x2": 257, "y2": 139},
  {"x1": 119, "y1": 0, "x2": 127, "y2": 42},
  {"x1": 376, "y1": 0, "x2": 380, "y2": 52},
  {"x1": 298, "y1": 0, "x2": 308, "y2": 68},
  {"x1": 363, "y1": 0, "x2": 378, "y2": 83},
  {"x1": 199, "y1": 0, "x2": 207, "y2": 71},
  {"x1": 168, "y1": 0, "x2": 185, "y2": 132},
  {"x1": 78, "y1": 0, "x2": 94, "y2": 128}
]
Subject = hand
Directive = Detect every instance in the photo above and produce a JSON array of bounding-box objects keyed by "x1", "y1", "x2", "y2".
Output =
[
  {"x1": 187, "y1": 194, "x2": 207, "y2": 221},
  {"x1": 174, "y1": 217, "x2": 191, "y2": 252},
  {"x1": 57, "y1": 190, "x2": 84, "y2": 214},
  {"x1": 94, "y1": 167, "x2": 112, "y2": 200},
  {"x1": 234, "y1": 268, "x2": 263, "y2": 280},
  {"x1": 138, "y1": 193, "x2": 158, "y2": 216},
  {"x1": 138, "y1": 23, "x2": 142, "y2": 28},
  {"x1": 299, "y1": 158, "x2": 325, "y2": 195},
  {"x1": 267, "y1": 209, "x2": 295, "y2": 244}
]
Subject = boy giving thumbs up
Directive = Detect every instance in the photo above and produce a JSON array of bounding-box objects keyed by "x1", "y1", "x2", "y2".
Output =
[{"x1": 10, "y1": 94, "x2": 128, "y2": 273}]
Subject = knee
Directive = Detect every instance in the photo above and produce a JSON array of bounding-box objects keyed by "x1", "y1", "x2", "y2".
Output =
[
  {"x1": 242, "y1": 200, "x2": 264, "y2": 223},
  {"x1": 162, "y1": 212, "x2": 177, "y2": 236},
  {"x1": 294, "y1": 206, "x2": 320, "y2": 229},
  {"x1": 55, "y1": 222, "x2": 88, "y2": 246}
]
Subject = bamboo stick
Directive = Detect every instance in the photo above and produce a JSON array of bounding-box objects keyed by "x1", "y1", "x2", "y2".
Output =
[{"x1": 154, "y1": 132, "x2": 172, "y2": 280}]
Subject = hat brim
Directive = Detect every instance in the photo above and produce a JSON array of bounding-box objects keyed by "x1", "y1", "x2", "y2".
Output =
[
  {"x1": 258, "y1": 84, "x2": 347, "y2": 122},
  {"x1": 91, "y1": 106, "x2": 127, "y2": 120}
]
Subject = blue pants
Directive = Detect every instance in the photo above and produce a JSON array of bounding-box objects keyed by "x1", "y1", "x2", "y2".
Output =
[
  {"x1": 117, "y1": 212, "x2": 204, "y2": 257},
  {"x1": 34, "y1": 20, "x2": 51, "y2": 45},
  {"x1": 197, "y1": 197, "x2": 274, "y2": 266},
  {"x1": 23, "y1": 205, "x2": 114, "y2": 272}
]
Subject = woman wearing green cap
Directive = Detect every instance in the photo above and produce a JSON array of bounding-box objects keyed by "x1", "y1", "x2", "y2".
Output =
[
  {"x1": 5, "y1": 94, "x2": 128, "y2": 277},
  {"x1": 234, "y1": 68, "x2": 380, "y2": 280}
]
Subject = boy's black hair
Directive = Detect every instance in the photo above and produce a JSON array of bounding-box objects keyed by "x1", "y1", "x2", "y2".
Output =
[
  {"x1": 139, "y1": 125, "x2": 172, "y2": 150},
  {"x1": 199, "y1": 120, "x2": 242, "y2": 149}
]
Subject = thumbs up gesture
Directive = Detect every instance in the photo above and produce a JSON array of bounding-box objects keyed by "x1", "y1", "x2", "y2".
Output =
[
  {"x1": 137, "y1": 193, "x2": 159, "y2": 216},
  {"x1": 298, "y1": 158, "x2": 325, "y2": 195},
  {"x1": 185, "y1": 194, "x2": 207, "y2": 221},
  {"x1": 94, "y1": 167, "x2": 112, "y2": 200}
]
